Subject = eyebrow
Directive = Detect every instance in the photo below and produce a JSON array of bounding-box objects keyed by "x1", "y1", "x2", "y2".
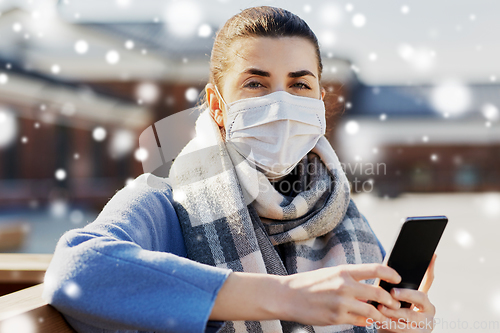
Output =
[
  {"x1": 289, "y1": 69, "x2": 316, "y2": 79},
  {"x1": 242, "y1": 68, "x2": 316, "y2": 79}
]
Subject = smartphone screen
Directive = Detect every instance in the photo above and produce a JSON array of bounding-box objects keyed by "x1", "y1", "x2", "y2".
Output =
[{"x1": 369, "y1": 215, "x2": 448, "y2": 308}]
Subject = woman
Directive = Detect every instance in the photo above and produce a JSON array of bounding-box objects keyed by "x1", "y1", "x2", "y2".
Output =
[{"x1": 43, "y1": 6, "x2": 436, "y2": 333}]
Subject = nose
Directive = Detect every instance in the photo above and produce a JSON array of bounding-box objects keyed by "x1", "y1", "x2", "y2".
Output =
[{"x1": 271, "y1": 84, "x2": 286, "y2": 94}]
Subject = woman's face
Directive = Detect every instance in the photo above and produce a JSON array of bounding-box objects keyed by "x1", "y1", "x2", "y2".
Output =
[{"x1": 207, "y1": 36, "x2": 326, "y2": 127}]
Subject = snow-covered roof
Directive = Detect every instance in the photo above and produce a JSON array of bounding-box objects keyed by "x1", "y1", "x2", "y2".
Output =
[
  {"x1": 0, "y1": 66, "x2": 152, "y2": 130},
  {"x1": 347, "y1": 82, "x2": 500, "y2": 119}
]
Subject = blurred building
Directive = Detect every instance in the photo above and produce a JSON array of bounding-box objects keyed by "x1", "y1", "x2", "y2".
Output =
[
  {"x1": 0, "y1": 58, "x2": 152, "y2": 209},
  {"x1": 337, "y1": 82, "x2": 500, "y2": 196},
  {"x1": 0, "y1": 7, "x2": 155, "y2": 210},
  {"x1": 2, "y1": 1, "x2": 498, "y2": 212},
  {"x1": 0, "y1": 5, "x2": 354, "y2": 210}
]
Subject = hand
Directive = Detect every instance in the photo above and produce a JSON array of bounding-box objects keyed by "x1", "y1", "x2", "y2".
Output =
[
  {"x1": 279, "y1": 263, "x2": 402, "y2": 327},
  {"x1": 375, "y1": 253, "x2": 437, "y2": 332}
]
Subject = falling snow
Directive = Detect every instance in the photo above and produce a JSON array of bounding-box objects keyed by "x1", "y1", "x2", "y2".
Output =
[
  {"x1": 135, "y1": 82, "x2": 160, "y2": 104},
  {"x1": 319, "y1": 31, "x2": 336, "y2": 48},
  {"x1": 115, "y1": 0, "x2": 131, "y2": 8},
  {"x1": 173, "y1": 189, "x2": 186, "y2": 202},
  {"x1": 0, "y1": 109, "x2": 17, "y2": 148},
  {"x1": 0, "y1": 314, "x2": 35, "y2": 332},
  {"x1": 185, "y1": 87, "x2": 198, "y2": 102},
  {"x1": 70, "y1": 210, "x2": 84, "y2": 224},
  {"x1": 319, "y1": 3, "x2": 343, "y2": 26},
  {"x1": 345, "y1": 120, "x2": 359, "y2": 135},
  {"x1": 51, "y1": 64, "x2": 60, "y2": 74},
  {"x1": 92, "y1": 127, "x2": 107, "y2": 141},
  {"x1": 105, "y1": 50, "x2": 120, "y2": 64},
  {"x1": 352, "y1": 13, "x2": 366, "y2": 28},
  {"x1": 1, "y1": 2, "x2": 500, "y2": 326},
  {"x1": 61, "y1": 103, "x2": 76, "y2": 116},
  {"x1": 0, "y1": 73, "x2": 8, "y2": 84},
  {"x1": 109, "y1": 129, "x2": 135, "y2": 159},
  {"x1": 49, "y1": 199, "x2": 68, "y2": 218},
  {"x1": 125, "y1": 178, "x2": 135, "y2": 187},
  {"x1": 164, "y1": 1, "x2": 202, "y2": 37},
  {"x1": 455, "y1": 228, "x2": 474, "y2": 248},
  {"x1": 198, "y1": 24, "x2": 212, "y2": 38},
  {"x1": 74, "y1": 40, "x2": 89, "y2": 54},
  {"x1": 491, "y1": 292, "x2": 500, "y2": 315},
  {"x1": 125, "y1": 40, "x2": 134, "y2": 49},
  {"x1": 398, "y1": 43, "x2": 435, "y2": 71},
  {"x1": 481, "y1": 103, "x2": 499, "y2": 121},
  {"x1": 55, "y1": 169, "x2": 66, "y2": 181},
  {"x1": 134, "y1": 147, "x2": 148, "y2": 162},
  {"x1": 431, "y1": 81, "x2": 471, "y2": 115},
  {"x1": 481, "y1": 193, "x2": 500, "y2": 217},
  {"x1": 63, "y1": 280, "x2": 82, "y2": 299},
  {"x1": 12, "y1": 22, "x2": 22, "y2": 32}
]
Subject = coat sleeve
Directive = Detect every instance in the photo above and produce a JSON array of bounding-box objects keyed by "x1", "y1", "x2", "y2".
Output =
[{"x1": 42, "y1": 173, "x2": 232, "y2": 333}]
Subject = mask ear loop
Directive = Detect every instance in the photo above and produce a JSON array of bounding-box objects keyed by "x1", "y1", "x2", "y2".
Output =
[
  {"x1": 213, "y1": 84, "x2": 229, "y2": 141},
  {"x1": 213, "y1": 84, "x2": 228, "y2": 113}
]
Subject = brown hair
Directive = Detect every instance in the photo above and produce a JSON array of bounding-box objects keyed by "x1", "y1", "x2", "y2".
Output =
[
  {"x1": 205, "y1": 6, "x2": 323, "y2": 99},
  {"x1": 199, "y1": 6, "x2": 343, "y2": 137}
]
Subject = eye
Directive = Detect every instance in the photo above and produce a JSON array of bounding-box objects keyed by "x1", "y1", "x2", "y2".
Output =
[
  {"x1": 244, "y1": 81, "x2": 264, "y2": 89},
  {"x1": 293, "y1": 82, "x2": 311, "y2": 90}
]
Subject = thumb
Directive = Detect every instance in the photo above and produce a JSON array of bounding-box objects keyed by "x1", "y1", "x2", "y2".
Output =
[{"x1": 419, "y1": 253, "x2": 437, "y2": 294}]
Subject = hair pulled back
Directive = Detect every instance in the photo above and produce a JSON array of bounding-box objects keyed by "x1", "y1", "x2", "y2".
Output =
[{"x1": 208, "y1": 6, "x2": 323, "y2": 95}]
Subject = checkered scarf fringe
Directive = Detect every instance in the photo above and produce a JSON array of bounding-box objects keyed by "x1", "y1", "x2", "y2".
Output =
[{"x1": 168, "y1": 108, "x2": 383, "y2": 333}]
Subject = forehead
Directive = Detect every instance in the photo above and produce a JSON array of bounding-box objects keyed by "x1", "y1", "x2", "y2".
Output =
[{"x1": 227, "y1": 36, "x2": 318, "y2": 75}]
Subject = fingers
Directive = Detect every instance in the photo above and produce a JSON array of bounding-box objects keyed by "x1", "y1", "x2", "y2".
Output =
[
  {"x1": 390, "y1": 288, "x2": 435, "y2": 314},
  {"x1": 420, "y1": 253, "x2": 437, "y2": 294},
  {"x1": 353, "y1": 283, "x2": 401, "y2": 310},
  {"x1": 378, "y1": 304, "x2": 435, "y2": 332},
  {"x1": 345, "y1": 263, "x2": 402, "y2": 285},
  {"x1": 343, "y1": 298, "x2": 389, "y2": 323}
]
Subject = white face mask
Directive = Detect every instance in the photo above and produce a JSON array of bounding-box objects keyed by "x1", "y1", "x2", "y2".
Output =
[{"x1": 214, "y1": 85, "x2": 326, "y2": 181}]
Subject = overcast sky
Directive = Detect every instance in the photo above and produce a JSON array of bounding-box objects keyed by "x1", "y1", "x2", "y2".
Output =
[{"x1": 2, "y1": 0, "x2": 499, "y2": 86}]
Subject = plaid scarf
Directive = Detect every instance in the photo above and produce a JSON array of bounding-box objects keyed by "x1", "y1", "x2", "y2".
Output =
[{"x1": 168, "y1": 108, "x2": 383, "y2": 333}]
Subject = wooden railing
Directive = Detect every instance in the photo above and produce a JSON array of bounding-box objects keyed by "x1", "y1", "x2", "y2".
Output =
[{"x1": 0, "y1": 254, "x2": 75, "y2": 332}]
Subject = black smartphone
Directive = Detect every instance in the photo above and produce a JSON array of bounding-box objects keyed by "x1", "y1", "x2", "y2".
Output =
[{"x1": 368, "y1": 215, "x2": 448, "y2": 309}]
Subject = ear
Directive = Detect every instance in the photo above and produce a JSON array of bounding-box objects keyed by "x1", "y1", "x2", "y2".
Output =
[
  {"x1": 320, "y1": 86, "x2": 326, "y2": 101},
  {"x1": 205, "y1": 83, "x2": 225, "y2": 127}
]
